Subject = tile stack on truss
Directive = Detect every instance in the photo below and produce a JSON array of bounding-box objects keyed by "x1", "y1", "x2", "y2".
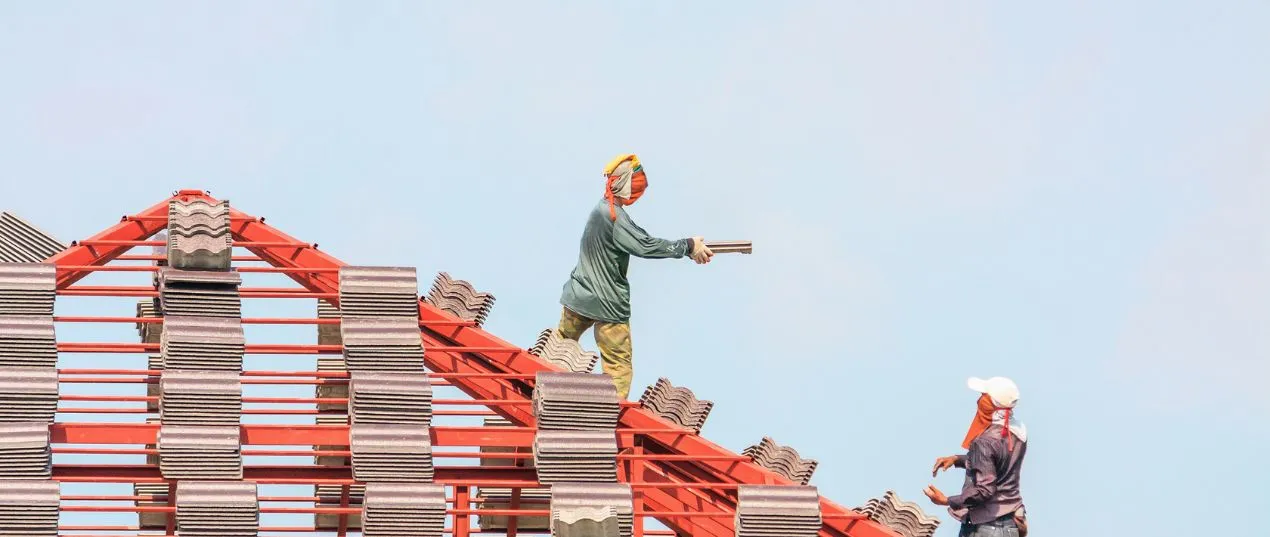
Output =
[
  {"x1": 313, "y1": 299, "x2": 364, "y2": 530},
  {"x1": 175, "y1": 481, "x2": 260, "y2": 537},
  {"x1": 744, "y1": 437, "x2": 820, "y2": 486},
  {"x1": 531, "y1": 371, "x2": 632, "y2": 536},
  {"x1": 337, "y1": 266, "x2": 445, "y2": 537},
  {"x1": 477, "y1": 416, "x2": 550, "y2": 532},
  {"x1": 166, "y1": 199, "x2": 232, "y2": 270},
  {"x1": 638, "y1": 377, "x2": 714, "y2": 434},
  {"x1": 0, "y1": 211, "x2": 65, "y2": 263},
  {"x1": 529, "y1": 328, "x2": 599, "y2": 373},
  {"x1": 154, "y1": 200, "x2": 256, "y2": 534},
  {"x1": 423, "y1": 272, "x2": 496, "y2": 328},
  {"x1": 855, "y1": 491, "x2": 941, "y2": 537},
  {"x1": 0, "y1": 263, "x2": 59, "y2": 536},
  {"x1": 735, "y1": 485, "x2": 824, "y2": 537},
  {"x1": 134, "y1": 298, "x2": 166, "y2": 529}
]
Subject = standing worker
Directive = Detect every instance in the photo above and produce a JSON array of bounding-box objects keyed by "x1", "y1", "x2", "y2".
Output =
[
  {"x1": 925, "y1": 376, "x2": 1029, "y2": 537},
  {"x1": 556, "y1": 154, "x2": 713, "y2": 399}
]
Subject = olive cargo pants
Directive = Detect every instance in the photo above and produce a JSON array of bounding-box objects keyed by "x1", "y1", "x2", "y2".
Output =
[{"x1": 557, "y1": 307, "x2": 633, "y2": 399}]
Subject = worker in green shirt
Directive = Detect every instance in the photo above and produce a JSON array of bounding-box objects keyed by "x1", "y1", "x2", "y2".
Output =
[{"x1": 557, "y1": 154, "x2": 713, "y2": 398}]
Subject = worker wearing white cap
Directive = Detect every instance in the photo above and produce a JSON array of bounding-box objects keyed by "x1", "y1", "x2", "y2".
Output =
[{"x1": 925, "y1": 376, "x2": 1029, "y2": 537}]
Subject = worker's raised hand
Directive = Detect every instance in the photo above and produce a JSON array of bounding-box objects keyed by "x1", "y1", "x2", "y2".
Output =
[
  {"x1": 931, "y1": 455, "x2": 958, "y2": 477},
  {"x1": 690, "y1": 237, "x2": 714, "y2": 265},
  {"x1": 922, "y1": 485, "x2": 949, "y2": 506}
]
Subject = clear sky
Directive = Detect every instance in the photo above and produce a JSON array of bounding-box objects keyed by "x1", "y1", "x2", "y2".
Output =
[{"x1": 2, "y1": 3, "x2": 1268, "y2": 536}]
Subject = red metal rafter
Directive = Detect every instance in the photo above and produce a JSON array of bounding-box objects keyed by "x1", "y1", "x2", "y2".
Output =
[{"x1": 42, "y1": 191, "x2": 896, "y2": 537}]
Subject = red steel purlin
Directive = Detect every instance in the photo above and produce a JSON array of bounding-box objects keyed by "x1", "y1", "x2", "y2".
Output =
[{"x1": 43, "y1": 190, "x2": 898, "y2": 537}]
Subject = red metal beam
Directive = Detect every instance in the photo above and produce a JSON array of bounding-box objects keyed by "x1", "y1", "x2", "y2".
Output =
[
  {"x1": 46, "y1": 196, "x2": 177, "y2": 288},
  {"x1": 52, "y1": 423, "x2": 537, "y2": 448},
  {"x1": 54, "y1": 464, "x2": 537, "y2": 486}
]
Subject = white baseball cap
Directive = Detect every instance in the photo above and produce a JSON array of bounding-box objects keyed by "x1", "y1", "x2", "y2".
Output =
[{"x1": 967, "y1": 376, "x2": 1019, "y2": 408}]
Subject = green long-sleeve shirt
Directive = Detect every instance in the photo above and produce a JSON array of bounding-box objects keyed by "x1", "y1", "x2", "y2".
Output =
[{"x1": 560, "y1": 199, "x2": 692, "y2": 323}]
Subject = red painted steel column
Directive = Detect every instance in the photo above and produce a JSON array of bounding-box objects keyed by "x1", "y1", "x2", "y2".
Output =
[
  {"x1": 632, "y1": 443, "x2": 646, "y2": 537},
  {"x1": 453, "y1": 486, "x2": 471, "y2": 537}
]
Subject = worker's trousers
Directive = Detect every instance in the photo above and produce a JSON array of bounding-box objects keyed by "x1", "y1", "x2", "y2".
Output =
[
  {"x1": 959, "y1": 514, "x2": 1020, "y2": 537},
  {"x1": 557, "y1": 307, "x2": 633, "y2": 399}
]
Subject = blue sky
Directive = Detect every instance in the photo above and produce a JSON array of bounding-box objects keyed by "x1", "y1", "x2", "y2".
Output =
[{"x1": 2, "y1": 2, "x2": 1268, "y2": 536}]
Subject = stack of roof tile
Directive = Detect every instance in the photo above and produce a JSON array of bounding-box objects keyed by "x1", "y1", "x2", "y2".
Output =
[
  {"x1": 529, "y1": 328, "x2": 599, "y2": 373},
  {"x1": 340, "y1": 316, "x2": 426, "y2": 372},
  {"x1": 532, "y1": 372, "x2": 620, "y2": 484},
  {"x1": 0, "y1": 367, "x2": 58, "y2": 422},
  {"x1": 743, "y1": 437, "x2": 819, "y2": 485},
  {"x1": 362, "y1": 483, "x2": 447, "y2": 537},
  {"x1": 855, "y1": 491, "x2": 941, "y2": 537},
  {"x1": 533, "y1": 372, "x2": 620, "y2": 430},
  {"x1": 424, "y1": 272, "x2": 495, "y2": 327},
  {"x1": 338, "y1": 266, "x2": 420, "y2": 317},
  {"x1": 157, "y1": 425, "x2": 243, "y2": 479},
  {"x1": 0, "y1": 263, "x2": 56, "y2": 316},
  {"x1": 734, "y1": 485, "x2": 823, "y2": 537},
  {"x1": 0, "y1": 262, "x2": 57, "y2": 507},
  {"x1": 159, "y1": 370, "x2": 242, "y2": 426},
  {"x1": 167, "y1": 200, "x2": 232, "y2": 271},
  {"x1": 550, "y1": 483, "x2": 634, "y2": 537},
  {"x1": 349, "y1": 372, "x2": 432, "y2": 425},
  {"x1": 477, "y1": 417, "x2": 550, "y2": 531},
  {"x1": 311, "y1": 300, "x2": 363, "y2": 529},
  {"x1": 160, "y1": 316, "x2": 245, "y2": 371},
  {"x1": 638, "y1": 377, "x2": 713, "y2": 434},
  {"x1": 533, "y1": 430, "x2": 619, "y2": 484},
  {"x1": 0, "y1": 316, "x2": 57, "y2": 367},
  {"x1": 0, "y1": 212, "x2": 64, "y2": 263},
  {"x1": 136, "y1": 298, "x2": 163, "y2": 345},
  {"x1": 553, "y1": 506, "x2": 620, "y2": 537},
  {"x1": 0, "y1": 423, "x2": 52, "y2": 478},
  {"x1": 157, "y1": 269, "x2": 242, "y2": 318},
  {"x1": 350, "y1": 424, "x2": 434, "y2": 482},
  {"x1": 135, "y1": 418, "x2": 169, "y2": 530},
  {"x1": 174, "y1": 481, "x2": 259, "y2": 537},
  {"x1": 0, "y1": 479, "x2": 59, "y2": 536}
]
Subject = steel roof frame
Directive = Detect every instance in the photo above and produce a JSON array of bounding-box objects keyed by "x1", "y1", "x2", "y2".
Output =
[{"x1": 41, "y1": 189, "x2": 898, "y2": 537}]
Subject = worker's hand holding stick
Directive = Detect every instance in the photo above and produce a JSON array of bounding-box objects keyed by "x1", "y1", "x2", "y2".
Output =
[{"x1": 690, "y1": 237, "x2": 714, "y2": 264}]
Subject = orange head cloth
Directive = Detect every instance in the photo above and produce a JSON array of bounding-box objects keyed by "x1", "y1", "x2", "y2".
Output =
[
  {"x1": 603, "y1": 154, "x2": 647, "y2": 221},
  {"x1": 961, "y1": 393, "x2": 1018, "y2": 452}
]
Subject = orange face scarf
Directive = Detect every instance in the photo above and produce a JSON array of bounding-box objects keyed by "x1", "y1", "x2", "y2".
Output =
[
  {"x1": 603, "y1": 154, "x2": 647, "y2": 221},
  {"x1": 962, "y1": 394, "x2": 1016, "y2": 451}
]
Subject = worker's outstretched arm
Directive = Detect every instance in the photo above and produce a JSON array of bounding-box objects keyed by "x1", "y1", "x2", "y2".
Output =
[{"x1": 613, "y1": 212, "x2": 692, "y2": 259}]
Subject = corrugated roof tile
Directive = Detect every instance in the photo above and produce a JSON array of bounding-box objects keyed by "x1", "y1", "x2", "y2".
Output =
[
  {"x1": 349, "y1": 423, "x2": 434, "y2": 483},
  {"x1": 157, "y1": 425, "x2": 242, "y2": 480},
  {"x1": 174, "y1": 480, "x2": 259, "y2": 537},
  {"x1": 532, "y1": 429, "x2": 619, "y2": 484},
  {"x1": 735, "y1": 485, "x2": 822, "y2": 537},
  {"x1": 0, "y1": 367, "x2": 58, "y2": 423},
  {"x1": 529, "y1": 328, "x2": 599, "y2": 373},
  {"x1": 0, "y1": 212, "x2": 65, "y2": 263},
  {"x1": 424, "y1": 272, "x2": 495, "y2": 326},
  {"x1": 743, "y1": 437, "x2": 819, "y2": 486},
  {"x1": 159, "y1": 370, "x2": 242, "y2": 426},
  {"x1": 362, "y1": 483, "x2": 446, "y2": 537},
  {"x1": 349, "y1": 371, "x2": 432, "y2": 426},
  {"x1": 532, "y1": 372, "x2": 620, "y2": 431},
  {"x1": 0, "y1": 479, "x2": 59, "y2": 536},
  {"x1": 638, "y1": 377, "x2": 713, "y2": 434},
  {"x1": 338, "y1": 266, "x2": 420, "y2": 317}
]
